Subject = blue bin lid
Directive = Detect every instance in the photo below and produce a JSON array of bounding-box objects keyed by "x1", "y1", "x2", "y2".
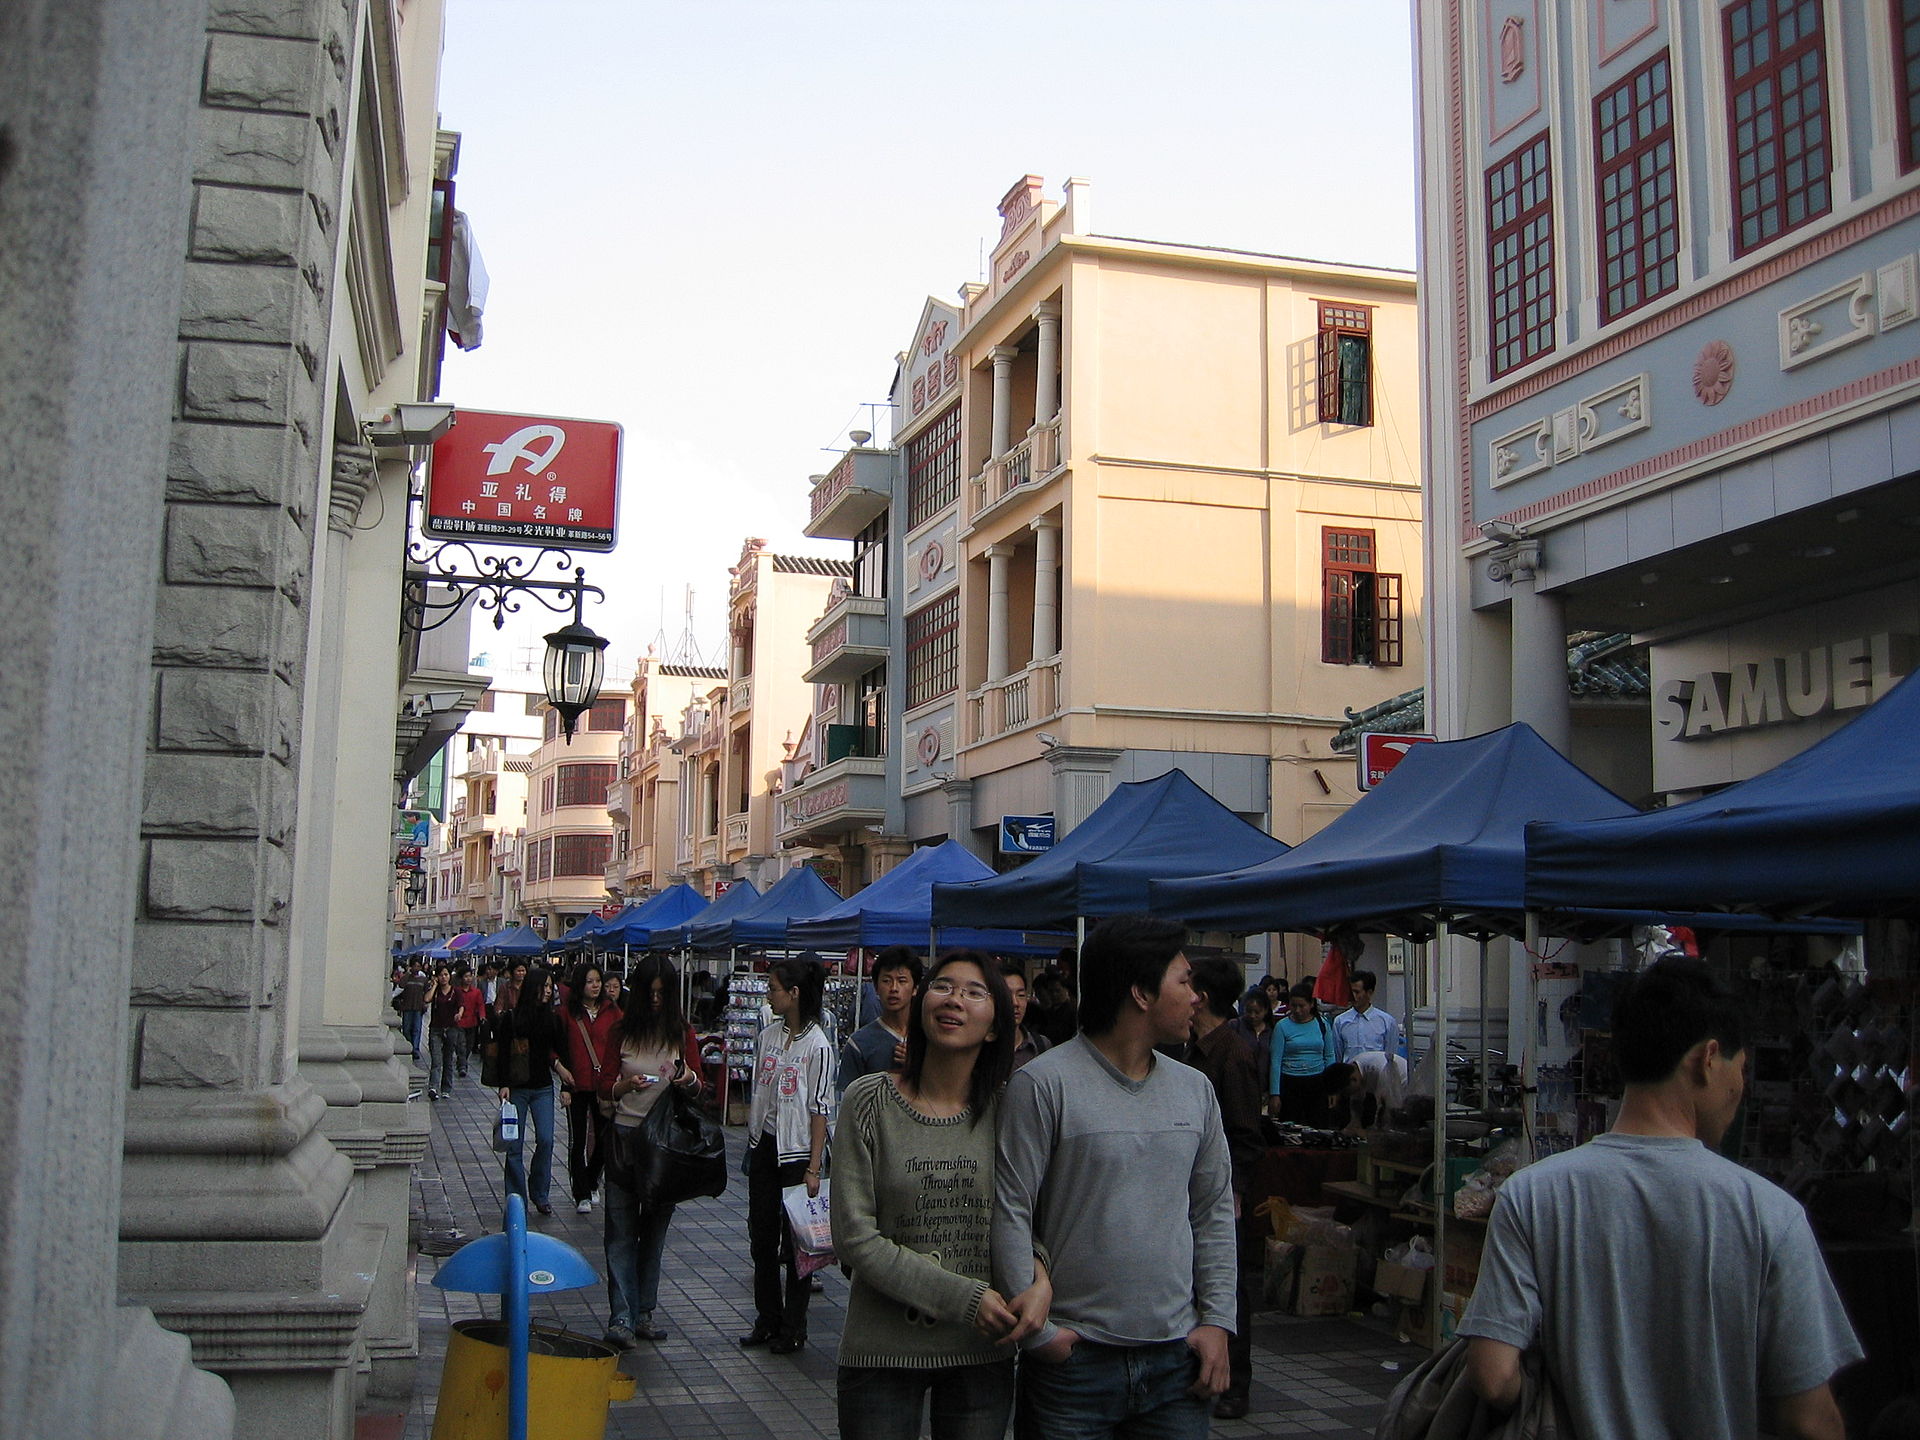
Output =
[{"x1": 431, "y1": 1230, "x2": 600, "y2": 1295}]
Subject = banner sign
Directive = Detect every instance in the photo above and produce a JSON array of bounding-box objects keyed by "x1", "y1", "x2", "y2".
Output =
[
  {"x1": 999, "y1": 814, "x2": 1055, "y2": 854},
  {"x1": 425, "y1": 408, "x2": 621, "y2": 550},
  {"x1": 1356, "y1": 732, "x2": 1435, "y2": 791}
]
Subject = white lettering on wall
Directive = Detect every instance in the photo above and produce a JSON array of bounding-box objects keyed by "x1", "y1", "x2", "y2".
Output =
[{"x1": 1657, "y1": 633, "x2": 1913, "y2": 741}]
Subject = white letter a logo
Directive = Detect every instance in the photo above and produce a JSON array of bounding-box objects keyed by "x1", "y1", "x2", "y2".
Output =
[{"x1": 483, "y1": 424, "x2": 567, "y2": 476}]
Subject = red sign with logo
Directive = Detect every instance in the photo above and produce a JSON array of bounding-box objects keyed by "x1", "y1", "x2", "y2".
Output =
[
  {"x1": 1357, "y1": 732, "x2": 1436, "y2": 791},
  {"x1": 425, "y1": 409, "x2": 621, "y2": 550}
]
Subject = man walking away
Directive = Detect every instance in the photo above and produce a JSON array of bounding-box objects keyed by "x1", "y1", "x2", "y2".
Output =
[
  {"x1": 1462, "y1": 959, "x2": 1862, "y2": 1439},
  {"x1": 1186, "y1": 956, "x2": 1266, "y2": 1421},
  {"x1": 993, "y1": 915, "x2": 1236, "y2": 1440},
  {"x1": 836, "y1": 946, "x2": 920, "y2": 1095}
]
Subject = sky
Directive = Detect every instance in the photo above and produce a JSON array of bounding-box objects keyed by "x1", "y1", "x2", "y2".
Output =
[{"x1": 435, "y1": 0, "x2": 1419, "y2": 671}]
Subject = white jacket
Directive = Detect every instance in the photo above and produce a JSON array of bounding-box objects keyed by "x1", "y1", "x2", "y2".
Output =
[{"x1": 747, "y1": 1019, "x2": 835, "y2": 1164}]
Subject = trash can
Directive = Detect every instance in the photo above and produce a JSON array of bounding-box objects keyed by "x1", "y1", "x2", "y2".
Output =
[{"x1": 431, "y1": 1320, "x2": 635, "y2": 1440}]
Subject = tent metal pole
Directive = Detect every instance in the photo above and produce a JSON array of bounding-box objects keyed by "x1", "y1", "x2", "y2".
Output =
[
  {"x1": 1521, "y1": 912, "x2": 1540, "y2": 1152},
  {"x1": 1477, "y1": 935, "x2": 1490, "y2": 1110},
  {"x1": 1431, "y1": 919, "x2": 1449, "y2": 1352},
  {"x1": 1074, "y1": 916, "x2": 1086, "y2": 1003}
]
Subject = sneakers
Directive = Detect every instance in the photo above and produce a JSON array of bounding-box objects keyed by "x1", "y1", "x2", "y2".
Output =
[
  {"x1": 427, "y1": 1089, "x2": 439, "y2": 1101},
  {"x1": 634, "y1": 1315, "x2": 667, "y2": 1342},
  {"x1": 575, "y1": 1198, "x2": 592, "y2": 1214},
  {"x1": 602, "y1": 1324, "x2": 638, "y2": 1352}
]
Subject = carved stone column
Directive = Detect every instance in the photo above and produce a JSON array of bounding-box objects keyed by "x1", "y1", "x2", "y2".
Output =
[
  {"x1": 1032, "y1": 302, "x2": 1062, "y2": 427},
  {"x1": 1030, "y1": 515, "x2": 1060, "y2": 661},
  {"x1": 989, "y1": 344, "x2": 1019, "y2": 459},
  {"x1": 986, "y1": 543, "x2": 1015, "y2": 683},
  {"x1": 1487, "y1": 537, "x2": 1570, "y2": 754}
]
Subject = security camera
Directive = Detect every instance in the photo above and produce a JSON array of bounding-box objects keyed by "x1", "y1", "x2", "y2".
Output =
[
  {"x1": 365, "y1": 402, "x2": 455, "y2": 449},
  {"x1": 1478, "y1": 519, "x2": 1525, "y2": 543}
]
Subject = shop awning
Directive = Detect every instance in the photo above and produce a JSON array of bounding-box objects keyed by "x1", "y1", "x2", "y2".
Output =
[
  {"x1": 930, "y1": 768, "x2": 1289, "y2": 932},
  {"x1": 598, "y1": 883, "x2": 708, "y2": 947},
  {"x1": 789, "y1": 840, "x2": 1066, "y2": 954},
  {"x1": 712, "y1": 865, "x2": 846, "y2": 949},
  {"x1": 1527, "y1": 667, "x2": 1920, "y2": 917},
  {"x1": 647, "y1": 878, "x2": 761, "y2": 950}
]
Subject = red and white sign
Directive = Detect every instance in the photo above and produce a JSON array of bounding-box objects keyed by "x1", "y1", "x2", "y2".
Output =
[
  {"x1": 1357, "y1": 732, "x2": 1436, "y2": 791},
  {"x1": 425, "y1": 408, "x2": 621, "y2": 551}
]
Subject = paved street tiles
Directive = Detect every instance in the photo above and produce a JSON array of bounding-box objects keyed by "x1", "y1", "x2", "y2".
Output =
[{"x1": 392, "y1": 1072, "x2": 1413, "y2": 1438}]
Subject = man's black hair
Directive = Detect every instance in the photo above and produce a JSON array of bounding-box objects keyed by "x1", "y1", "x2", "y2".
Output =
[
  {"x1": 1078, "y1": 915, "x2": 1187, "y2": 1035},
  {"x1": 1612, "y1": 959, "x2": 1747, "y2": 1084},
  {"x1": 1190, "y1": 956, "x2": 1244, "y2": 1021},
  {"x1": 872, "y1": 944, "x2": 923, "y2": 987},
  {"x1": 1350, "y1": 968, "x2": 1378, "y2": 991}
]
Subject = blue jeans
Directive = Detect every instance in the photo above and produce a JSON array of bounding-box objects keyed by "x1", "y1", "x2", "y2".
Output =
[
  {"x1": 602, "y1": 1130, "x2": 678, "y2": 1328},
  {"x1": 401, "y1": 1009, "x2": 424, "y2": 1059},
  {"x1": 1015, "y1": 1338, "x2": 1210, "y2": 1440},
  {"x1": 837, "y1": 1360, "x2": 1015, "y2": 1440},
  {"x1": 503, "y1": 1084, "x2": 555, "y2": 1207},
  {"x1": 428, "y1": 1027, "x2": 462, "y2": 1092}
]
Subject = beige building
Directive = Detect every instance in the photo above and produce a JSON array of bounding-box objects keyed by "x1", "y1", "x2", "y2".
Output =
[
  {"x1": 607, "y1": 657, "x2": 729, "y2": 899},
  {"x1": 518, "y1": 694, "x2": 627, "y2": 935},
  {"x1": 929, "y1": 177, "x2": 1426, "y2": 860}
]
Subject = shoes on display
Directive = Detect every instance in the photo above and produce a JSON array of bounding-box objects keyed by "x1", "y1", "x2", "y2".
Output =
[
  {"x1": 601, "y1": 1324, "x2": 638, "y2": 1352},
  {"x1": 738, "y1": 1322, "x2": 779, "y2": 1348}
]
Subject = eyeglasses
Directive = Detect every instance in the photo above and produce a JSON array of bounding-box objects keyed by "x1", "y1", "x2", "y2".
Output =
[{"x1": 926, "y1": 979, "x2": 993, "y2": 1003}]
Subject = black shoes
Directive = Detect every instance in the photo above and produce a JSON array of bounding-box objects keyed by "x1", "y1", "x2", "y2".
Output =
[
  {"x1": 738, "y1": 1322, "x2": 779, "y2": 1348},
  {"x1": 1213, "y1": 1394, "x2": 1249, "y2": 1420},
  {"x1": 768, "y1": 1333, "x2": 806, "y2": 1355}
]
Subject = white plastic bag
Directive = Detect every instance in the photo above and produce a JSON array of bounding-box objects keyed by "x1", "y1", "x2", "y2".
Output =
[{"x1": 782, "y1": 1181, "x2": 834, "y2": 1276}]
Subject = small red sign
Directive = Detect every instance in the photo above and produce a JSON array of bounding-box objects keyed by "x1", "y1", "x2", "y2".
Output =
[
  {"x1": 1357, "y1": 732, "x2": 1436, "y2": 791},
  {"x1": 425, "y1": 408, "x2": 621, "y2": 551}
]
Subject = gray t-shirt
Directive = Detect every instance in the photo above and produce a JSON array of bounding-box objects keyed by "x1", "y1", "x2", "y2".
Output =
[
  {"x1": 991, "y1": 1035, "x2": 1237, "y2": 1349},
  {"x1": 1460, "y1": 1133, "x2": 1863, "y2": 1440}
]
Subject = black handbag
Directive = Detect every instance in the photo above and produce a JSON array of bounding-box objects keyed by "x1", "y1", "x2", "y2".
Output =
[{"x1": 633, "y1": 1084, "x2": 728, "y2": 1209}]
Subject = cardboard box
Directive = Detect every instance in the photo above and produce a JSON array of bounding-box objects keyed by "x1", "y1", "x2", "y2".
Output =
[
  {"x1": 1373, "y1": 1259, "x2": 1430, "y2": 1305},
  {"x1": 1290, "y1": 1244, "x2": 1357, "y2": 1317}
]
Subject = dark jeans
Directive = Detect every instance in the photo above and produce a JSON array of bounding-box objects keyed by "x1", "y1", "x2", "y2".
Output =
[
  {"x1": 837, "y1": 1360, "x2": 1015, "y2": 1440},
  {"x1": 602, "y1": 1124, "x2": 677, "y2": 1329},
  {"x1": 428, "y1": 1026, "x2": 465, "y2": 1092},
  {"x1": 1015, "y1": 1338, "x2": 1210, "y2": 1440},
  {"x1": 502, "y1": 1084, "x2": 555, "y2": 1207},
  {"x1": 400, "y1": 1009, "x2": 424, "y2": 1059},
  {"x1": 567, "y1": 1089, "x2": 606, "y2": 1203},
  {"x1": 1277, "y1": 1070, "x2": 1331, "y2": 1125},
  {"x1": 746, "y1": 1139, "x2": 811, "y2": 1338},
  {"x1": 1226, "y1": 1212, "x2": 1259, "y2": 1402}
]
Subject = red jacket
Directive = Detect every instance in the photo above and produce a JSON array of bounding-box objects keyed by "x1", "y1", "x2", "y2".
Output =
[
  {"x1": 453, "y1": 984, "x2": 487, "y2": 1030},
  {"x1": 559, "y1": 1005, "x2": 623, "y2": 1097}
]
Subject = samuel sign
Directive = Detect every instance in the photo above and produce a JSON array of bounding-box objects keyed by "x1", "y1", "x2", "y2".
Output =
[
  {"x1": 1654, "y1": 633, "x2": 1911, "y2": 741},
  {"x1": 425, "y1": 408, "x2": 621, "y2": 550}
]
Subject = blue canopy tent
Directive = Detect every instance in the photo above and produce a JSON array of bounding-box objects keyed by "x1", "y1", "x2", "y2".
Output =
[
  {"x1": 711, "y1": 865, "x2": 846, "y2": 949},
  {"x1": 649, "y1": 879, "x2": 761, "y2": 950},
  {"x1": 551, "y1": 911, "x2": 613, "y2": 948},
  {"x1": 1527, "y1": 666, "x2": 1920, "y2": 917},
  {"x1": 930, "y1": 769, "x2": 1290, "y2": 936},
  {"x1": 477, "y1": 923, "x2": 548, "y2": 958},
  {"x1": 598, "y1": 883, "x2": 708, "y2": 948},
  {"x1": 788, "y1": 840, "x2": 1066, "y2": 954}
]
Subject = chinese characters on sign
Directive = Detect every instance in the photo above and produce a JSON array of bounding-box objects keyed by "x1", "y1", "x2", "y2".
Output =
[{"x1": 424, "y1": 409, "x2": 622, "y2": 550}]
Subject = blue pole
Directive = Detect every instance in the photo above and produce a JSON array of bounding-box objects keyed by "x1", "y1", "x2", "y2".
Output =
[{"x1": 504, "y1": 1192, "x2": 529, "y2": 1440}]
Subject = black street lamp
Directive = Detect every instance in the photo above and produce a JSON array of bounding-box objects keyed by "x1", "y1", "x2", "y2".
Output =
[{"x1": 543, "y1": 609, "x2": 610, "y2": 742}]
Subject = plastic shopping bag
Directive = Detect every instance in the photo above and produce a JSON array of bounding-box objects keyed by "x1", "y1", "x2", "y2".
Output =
[
  {"x1": 492, "y1": 1099, "x2": 520, "y2": 1153},
  {"x1": 782, "y1": 1181, "x2": 835, "y2": 1278}
]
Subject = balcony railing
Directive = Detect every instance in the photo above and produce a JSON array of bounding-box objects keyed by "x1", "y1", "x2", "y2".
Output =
[
  {"x1": 697, "y1": 837, "x2": 718, "y2": 869},
  {"x1": 967, "y1": 655, "x2": 1062, "y2": 743},
  {"x1": 803, "y1": 594, "x2": 889, "y2": 685},
  {"x1": 731, "y1": 676, "x2": 752, "y2": 713},
  {"x1": 724, "y1": 812, "x2": 750, "y2": 851},
  {"x1": 967, "y1": 419, "x2": 1062, "y2": 522},
  {"x1": 775, "y1": 755, "x2": 888, "y2": 842},
  {"x1": 805, "y1": 447, "x2": 893, "y2": 540}
]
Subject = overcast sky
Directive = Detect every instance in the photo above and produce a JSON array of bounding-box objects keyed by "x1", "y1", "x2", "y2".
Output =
[{"x1": 435, "y1": 0, "x2": 1418, "y2": 671}]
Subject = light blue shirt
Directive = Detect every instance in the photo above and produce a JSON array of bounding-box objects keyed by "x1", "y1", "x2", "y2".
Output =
[{"x1": 1332, "y1": 1003, "x2": 1399, "y2": 1059}]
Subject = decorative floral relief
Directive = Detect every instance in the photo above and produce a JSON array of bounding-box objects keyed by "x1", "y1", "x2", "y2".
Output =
[
  {"x1": 1692, "y1": 341, "x2": 1735, "y2": 406},
  {"x1": 1499, "y1": 16, "x2": 1526, "y2": 82}
]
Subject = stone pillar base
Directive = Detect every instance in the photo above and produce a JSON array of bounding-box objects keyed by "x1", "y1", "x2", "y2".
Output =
[{"x1": 105, "y1": 1304, "x2": 235, "y2": 1440}]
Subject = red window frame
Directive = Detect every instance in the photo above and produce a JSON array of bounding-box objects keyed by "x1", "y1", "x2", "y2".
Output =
[
  {"x1": 1486, "y1": 134, "x2": 1557, "y2": 379},
  {"x1": 1897, "y1": 0, "x2": 1920, "y2": 173},
  {"x1": 586, "y1": 697, "x2": 626, "y2": 732},
  {"x1": 554, "y1": 762, "x2": 616, "y2": 808},
  {"x1": 1723, "y1": 0, "x2": 1831, "y2": 256},
  {"x1": 551, "y1": 833, "x2": 613, "y2": 878},
  {"x1": 906, "y1": 404, "x2": 962, "y2": 531},
  {"x1": 1321, "y1": 528, "x2": 1402, "y2": 667},
  {"x1": 905, "y1": 590, "x2": 960, "y2": 709},
  {"x1": 1316, "y1": 303, "x2": 1374, "y2": 426},
  {"x1": 1595, "y1": 50, "x2": 1681, "y2": 322}
]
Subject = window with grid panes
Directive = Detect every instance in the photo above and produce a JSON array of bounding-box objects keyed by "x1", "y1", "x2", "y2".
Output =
[
  {"x1": 587, "y1": 697, "x2": 626, "y2": 731},
  {"x1": 856, "y1": 665, "x2": 887, "y2": 759},
  {"x1": 552, "y1": 833, "x2": 612, "y2": 878},
  {"x1": 1316, "y1": 303, "x2": 1373, "y2": 426},
  {"x1": 853, "y1": 514, "x2": 887, "y2": 598},
  {"x1": 1898, "y1": 0, "x2": 1920, "y2": 172},
  {"x1": 906, "y1": 404, "x2": 961, "y2": 531},
  {"x1": 905, "y1": 590, "x2": 959, "y2": 709},
  {"x1": 544, "y1": 708, "x2": 560, "y2": 740},
  {"x1": 1596, "y1": 51, "x2": 1680, "y2": 321},
  {"x1": 1724, "y1": 0, "x2": 1830, "y2": 255},
  {"x1": 1486, "y1": 134, "x2": 1557, "y2": 378},
  {"x1": 1322, "y1": 528, "x2": 1402, "y2": 667},
  {"x1": 541, "y1": 775, "x2": 555, "y2": 813},
  {"x1": 555, "y1": 762, "x2": 616, "y2": 808}
]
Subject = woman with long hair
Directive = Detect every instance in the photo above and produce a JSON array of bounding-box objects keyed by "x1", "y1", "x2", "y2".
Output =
[
  {"x1": 740, "y1": 957, "x2": 834, "y2": 1355},
  {"x1": 485, "y1": 966, "x2": 573, "y2": 1216},
  {"x1": 1229, "y1": 985, "x2": 1275, "y2": 1088},
  {"x1": 599, "y1": 952, "x2": 704, "y2": 1349},
  {"x1": 830, "y1": 951, "x2": 1049, "y2": 1440},
  {"x1": 424, "y1": 963, "x2": 458, "y2": 1100},
  {"x1": 1268, "y1": 983, "x2": 1342, "y2": 1125},
  {"x1": 560, "y1": 963, "x2": 621, "y2": 1215}
]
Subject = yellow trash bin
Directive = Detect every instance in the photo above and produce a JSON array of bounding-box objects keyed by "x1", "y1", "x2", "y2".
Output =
[{"x1": 431, "y1": 1320, "x2": 636, "y2": 1440}]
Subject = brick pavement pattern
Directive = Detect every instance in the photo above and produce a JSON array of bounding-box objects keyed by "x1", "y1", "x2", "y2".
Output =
[{"x1": 402, "y1": 1072, "x2": 1410, "y2": 1439}]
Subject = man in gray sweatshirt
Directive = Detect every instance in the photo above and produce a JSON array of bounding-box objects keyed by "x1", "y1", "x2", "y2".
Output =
[{"x1": 992, "y1": 915, "x2": 1236, "y2": 1440}]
